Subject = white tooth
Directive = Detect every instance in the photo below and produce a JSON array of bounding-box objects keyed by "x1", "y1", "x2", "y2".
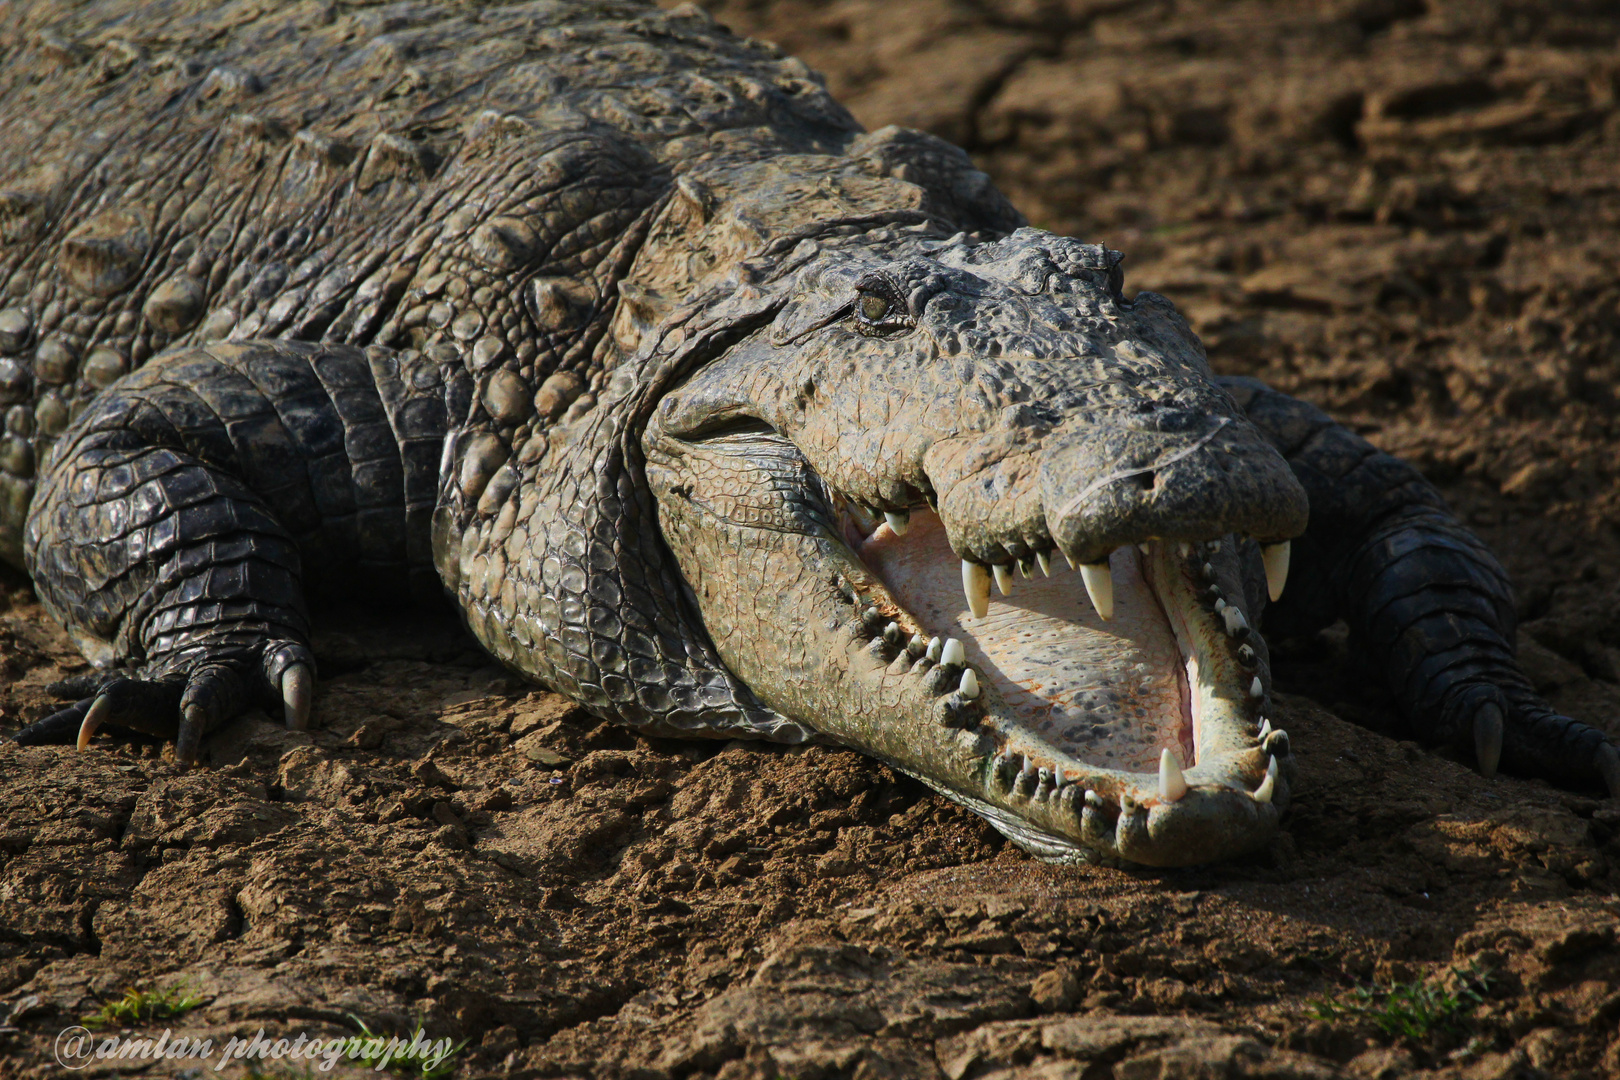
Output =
[
  {"x1": 1178, "y1": 542, "x2": 1191, "y2": 559},
  {"x1": 1250, "y1": 676, "x2": 1264, "y2": 699},
  {"x1": 1022, "y1": 754, "x2": 1036, "y2": 775},
  {"x1": 1053, "y1": 765, "x2": 1064, "y2": 788},
  {"x1": 1018, "y1": 559, "x2": 1030, "y2": 579},
  {"x1": 885, "y1": 510, "x2": 910, "y2": 536},
  {"x1": 993, "y1": 563, "x2": 1014, "y2": 595},
  {"x1": 962, "y1": 560, "x2": 991, "y2": 618},
  {"x1": 1036, "y1": 551, "x2": 1051, "y2": 577},
  {"x1": 1214, "y1": 598, "x2": 1227, "y2": 612},
  {"x1": 959, "y1": 668, "x2": 980, "y2": 699},
  {"x1": 1158, "y1": 749, "x2": 1188, "y2": 802},
  {"x1": 1063, "y1": 549, "x2": 1077, "y2": 570},
  {"x1": 1258, "y1": 717, "x2": 1272, "y2": 738},
  {"x1": 1261, "y1": 541, "x2": 1290, "y2": 602},
  {"x1": 925, "y1": 636, "x2": 942, "y2": 663},
  {"x1": 1254, "y1": 768, "x2": 1275, "y2": 804},
  {"x1": 1080, "y1": 561, "x2": 1114, "y2": 620},
  {"x1": 940, "y1": 638, "x2": 965, "y2": 667},
  {"x1": 1222, "y1": 606, "x2": 1248, "y2": 635}
]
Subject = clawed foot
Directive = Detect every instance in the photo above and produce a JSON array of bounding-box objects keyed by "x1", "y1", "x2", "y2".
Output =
[
  {"x1": 12, "y1": 643, "x2": 315, "y2": 763},
  {"x1": 1445, "y1": 681, "x2": 1619, "y2": 797}
]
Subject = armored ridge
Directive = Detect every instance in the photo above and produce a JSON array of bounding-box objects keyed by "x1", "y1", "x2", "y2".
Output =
[{"x1": 3, "y1": 0, "x2": 1614, "y2": 867}]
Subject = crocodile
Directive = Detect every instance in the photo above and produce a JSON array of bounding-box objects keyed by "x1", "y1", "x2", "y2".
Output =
[{"x1": 1, "y1": 0, "x2": 1614, "y2": 867}]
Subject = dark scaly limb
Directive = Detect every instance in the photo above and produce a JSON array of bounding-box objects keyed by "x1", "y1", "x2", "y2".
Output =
[
  {"x1": 16, "y1": 340, "x2": 450, "y2": 761},
  {"x1": 1222, "y1": 375, "x2": 1620, "y2": 793}
]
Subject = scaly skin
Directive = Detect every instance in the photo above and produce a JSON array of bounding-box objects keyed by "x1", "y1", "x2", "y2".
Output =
[{"x1": 2, "y1": 0, "x2": 1613, "y2": 866}]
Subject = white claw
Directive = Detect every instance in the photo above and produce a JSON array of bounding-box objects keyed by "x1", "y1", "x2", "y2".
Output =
[
  {"x1": 940, "y1": 638, "x2": 966, "y2": 667},
  {"x1": 1473, "y1": 702, "x2": 1503, "y2": 778},
  {"x1": 77, "y1": 695, "x2": 113, "y2": 752},
  {"x1": 885, "y1": 510, "x2": 910, "y2": 536},
  {"x1": 1036, "y1": 551, "x2": 1051, "y2": 577},
  {"x1": 1158, "y1": 748, "x2": 1188, "y2": 802},
  {"x1": 1260, "y1": 540, "x2": 1290, "y2": 602},
  {"x1": 962, "y1": 560, "x2": 991, "y2": 619},
  {"x1": 925, "y1": 636, "x2": 943, "y2": 663},
  {"x1": 281, "y1": 662, "x2": 314, "y2": 732},
  {"x1": 1080, "y1": 560, "x2": 1114, "y2": 620},
  {"x1": 993, "y1": 563, "x2": 1014, "y2": 596},
  {"x1": 959, "y1": 669, "x2": 980, "y2": 699},
  {"x1": 1250, "y1": 676, "x2": 1264, "y2": 700}
]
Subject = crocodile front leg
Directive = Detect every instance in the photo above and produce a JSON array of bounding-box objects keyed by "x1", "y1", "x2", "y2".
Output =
[
  {"x1": 1222, "y1": 375, "x2": 1619, "y2": 793},
  {"x1": 16, "y1": 340, "x2": 450, "y2": 761}
]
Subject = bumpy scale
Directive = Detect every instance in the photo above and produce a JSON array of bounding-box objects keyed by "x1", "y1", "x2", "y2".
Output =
[{"x1": 3, "y1": 0, "x2": 1615, "y2": 867}]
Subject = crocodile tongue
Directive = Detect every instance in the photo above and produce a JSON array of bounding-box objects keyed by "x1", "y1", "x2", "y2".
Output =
[{"x1": 859, "y1": 512, "x2": 1195, "y2": 773}]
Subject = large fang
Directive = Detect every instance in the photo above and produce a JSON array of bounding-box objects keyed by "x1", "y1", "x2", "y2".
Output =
[
  {"x1": 885, "y1": 510, "x2": 910, "y2": 536},
  {"x1": 992, "y1": 563, "x2": 1014, "y2": 596},
  {"x1": 1159, "y1": 748, "x2": 1188, "y2": 802},
  {"x1": 1080, "y1": 561, "x2": 1114, "y2": 620},
  {"x1": 1254, "y1": 759, "x2": 1277, "y2": 803},
  {"x1": 963, "y1": 560, "x2": 991, "y2": 618},
  {"x1": 959, "y1": 668, "x2": 980, "y2": 699},
  {"x1": 1036, "y1": 551, "x2": 1051, "y2": 577},
  {"x1": 1261, "y1": 541, "x2": 1290, "y2": 601}
]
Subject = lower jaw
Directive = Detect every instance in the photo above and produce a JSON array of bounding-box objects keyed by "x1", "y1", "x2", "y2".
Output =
[{"x1": 656, "y1": 496, "x2": 1292, "y2": 867}]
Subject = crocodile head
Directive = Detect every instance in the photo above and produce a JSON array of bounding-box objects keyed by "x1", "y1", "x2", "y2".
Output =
[{"x1": 642, "y1": 228, "x2": 1309, "y2": 867}]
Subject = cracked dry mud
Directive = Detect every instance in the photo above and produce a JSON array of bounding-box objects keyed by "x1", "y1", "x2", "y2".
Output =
[{"x1": 5, "y1": 0, "x2": 1620, "y2": 1077}]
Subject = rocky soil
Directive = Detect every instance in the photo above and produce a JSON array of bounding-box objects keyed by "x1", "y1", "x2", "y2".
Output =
[{"x1": 5, "y1": 0, "x2": 1620, "y2": 1077}]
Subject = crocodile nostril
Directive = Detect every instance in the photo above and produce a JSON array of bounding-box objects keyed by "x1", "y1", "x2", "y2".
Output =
[{"x1": 1135, "y1": 472, "x2": 1156, "y2": 491}]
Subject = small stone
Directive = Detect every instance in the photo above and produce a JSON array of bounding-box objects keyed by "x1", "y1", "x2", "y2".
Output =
[
  {"x1": 523, "y1": 744, "x2": 571, "y2": 767},
  {"x1": 1030, "y1": 966, "x2": 1082, "y2": 1012}
]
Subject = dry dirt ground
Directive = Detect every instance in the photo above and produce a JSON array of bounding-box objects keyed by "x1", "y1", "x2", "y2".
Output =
[{"x1": 5, "y1": 1, "x2": 1620, "y2": 1077}]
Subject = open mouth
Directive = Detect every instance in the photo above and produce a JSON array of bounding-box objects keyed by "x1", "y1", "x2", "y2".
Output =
[{"x1": 831, "y1": 498, "x2": 1292, "y2": 866}]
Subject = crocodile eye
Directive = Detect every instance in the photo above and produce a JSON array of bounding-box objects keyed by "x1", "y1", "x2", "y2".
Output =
[{"x1": 851, "y1": 276, "x2": 913, "y2": 337}]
